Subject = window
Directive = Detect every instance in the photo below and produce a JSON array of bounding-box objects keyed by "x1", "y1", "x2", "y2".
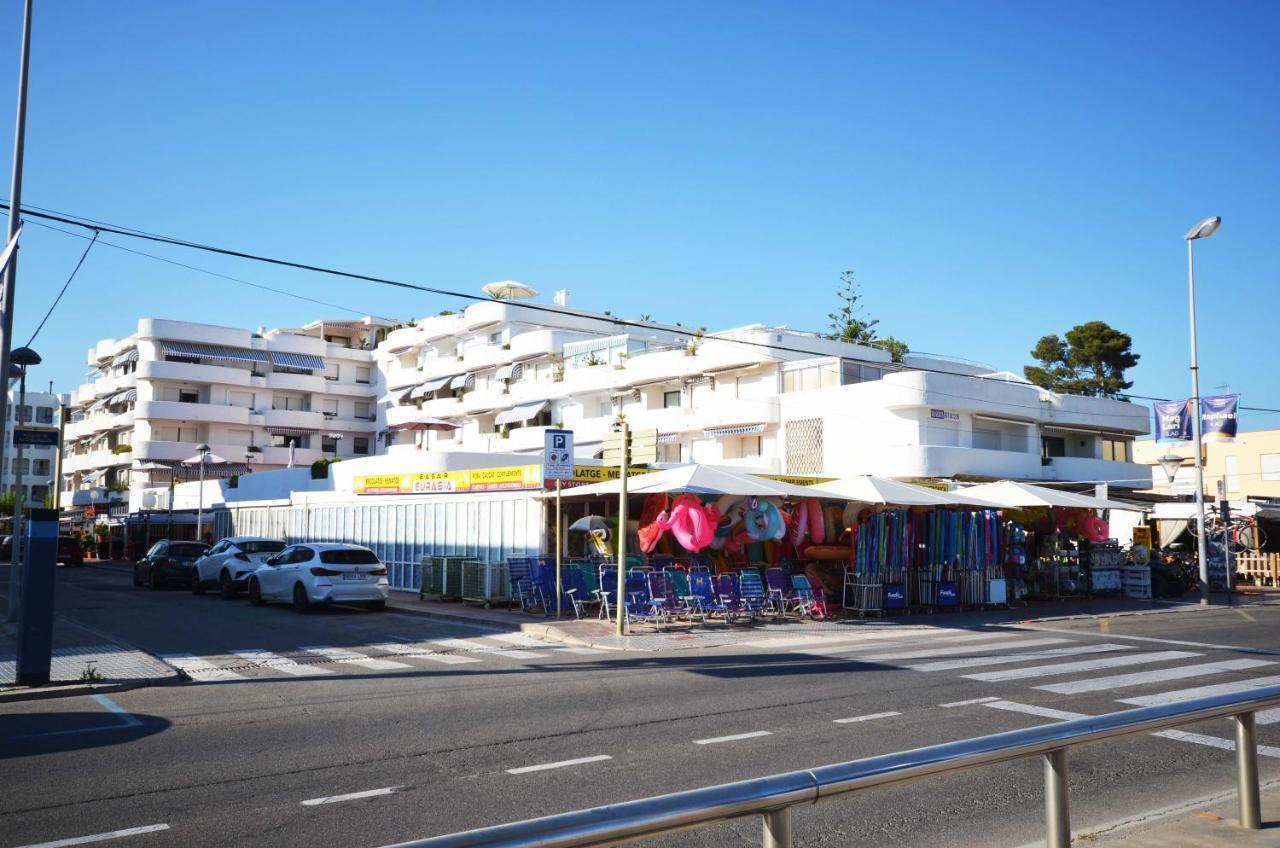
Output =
[
  {"x1": 841, "y1": 361, "x2": 884, "y2": 385},
  {"x1": 225, "y1": 429, "x2": 254, "y2": 447},
  {"x1": 321, "y1": 434, "x2": 339, "y2": 454},
  {"x1": 322, "y1": 399, "x2": 339, "y2": 418},
  {"x1": 324, "y1": 362, "x2": 339, "y2": 381},
  {"x1": 1262, "y1": 454, "x2": 1280, "y2": 483},
  {"x1": 30, "y1": 485, "x2": 48, "y2": 504},
  {"x1": 33, "y1": 459, "x2": 50, "y2": 476},
  {"x1": 1224, "y1": 455, "x2": 1239, "y2": 493},
  {"x1": 154, "y1": 426, "x2": 199, "y2": 442},
  {"x1": 270, "y1": 433, "x2": 308, "y2": 449},
  {"x1": 489, "y1": 332, "x2": 503, "y2": 346},
  {"x1": 663, "y1": 390, "x2": 682, "y2": 409},
  {"x1": 178, "y1": 389, "x2": 200, "y2": 404},
  {"x1": 19, "y1": 404, "x2": 32, "y2": 422},
  {"x1": 740, "y1": 435, "x2": 762, "y2": 458},
  {"x1": 353, "y1": 436, "x2": 370, "y2": 455},
  {"x1": 1102, "y1": 437, "x2": 1132, "y2": 463},
  {"x1": 1042, "y1": 436, "x2": 1066, "y2": 459},
  {"x1": 35, "y1": 407, "x2": 53, "y2": 424},
  {"x1": 320, "y1": 548, "x2": 380, "y2": 565},
  {"x1": 353, "y1": 401, "x2": 371, "y2": 419},
  {"x1": 781, "y1": 365, "x2": 838, "y2": 393},
  {"x1": 356, "y1": 366, "x2": 371, "y2": 384},
  {"x1": 271, "y1": 394, "x2": 308, "y2": 411}
]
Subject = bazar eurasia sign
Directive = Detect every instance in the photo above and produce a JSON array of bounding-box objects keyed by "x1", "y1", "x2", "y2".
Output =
[
  {"x1": 354, "y1": 464, "x2": 652, "y2": 495},
  {"x1": 1153, "y1": 394, "x2": 1238, "y2": 444}
]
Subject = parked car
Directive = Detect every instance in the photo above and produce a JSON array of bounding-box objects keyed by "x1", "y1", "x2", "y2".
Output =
[
  {"x1": 191, "y1": 536, "x2": 287, "y2": 598},
  {"x1": 133, "y1": 540, "x2": 211, "y2": 590},
  {"x1": 58, "y1": 535, "x2": 85, "y2": 567},
  {"x1": 247, "y1": 543, "x2": 389, "y2": 613}
]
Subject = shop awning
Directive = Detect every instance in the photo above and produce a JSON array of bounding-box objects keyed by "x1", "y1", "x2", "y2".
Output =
[
  {"x1": 549, "y1": 464, "x2": 819, "y2": 500},
  {"x1": 411, "y1": 376, "x2": 452, "y2": 398},
  {"x1": 494, "y1": 363, "x2": 524, "y2": 381},
  {"x1": 811, "y1": 476, "x2": 996, "y2": 507},
  {"x1": 495, "y1": 400, "x2": 548, "y2": 426},
  {"x1": 159, "y1": 340, "x2": 268, "y2": 365},
  {"x1": 703, "y1": 423, "x2": 766, "y2": 438},
  {"x1": 955, "y1": 480, "x2": 1144, "y2": 511},
  {"x1": 449, "y1": 373, "x2": 475, "y2": 390},
  {"x1": 269, "y1": 351, "x2": 326, "y2": 370},
  {"x1": 111, "y1": 348, "x2": 138, "y2": 367}
]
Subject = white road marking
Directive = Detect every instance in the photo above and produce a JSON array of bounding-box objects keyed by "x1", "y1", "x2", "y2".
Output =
[
  {"x1": 1034, "y1": 659, "x2": 1275, "y2": 695},
  {"x1": 1010, "y1": 624, "x2": 1280, "y2": 656},
  {"x1": 837, "y1": 637, "x2": 1069, "y2": 663},
  {"x1": 428, "y1": 637, "x2": 548, "y2": 660},
  {"x1": 939, "y1": 697, "x2": 1001, "y2": 708},
  {"x1": 803, "y1": 631, "x2": 1020, "y2": 656},
  {"x1": 909, "y1": 643, "x2": 1129, "y2": 673},
  {"x1": 488, "y1": 632, "x2": 604, "y2": 654},
  {"x1": 965, "y1": 651, "x2": 1202, "y2": 682},
  {"x1": 983, "y1": 699, "x2": 1280, "y2": 758},
  {"x1": 744, "y1": 627, "x2": 941, "y2": 649},
  {"x1": 18, "y1": 695, "x2": 142, "y2": 739},
  {"x1": 300, "y1": 646, "x2": 411, "y2": 671},
  {"x1": 506, "y1": 755, "x2": 612, "y2": 774},
  {"x1": 14, "y1": 824, "x2": 170, "y2": 848},
  {"x1": 300, "y1": 785, "x2": 403, "y2": 806},
  {"x1": 231, "y1": 649, "x2": 333, "y2": 676},
  {"x1": 833, "y1": 711, "x2": 901, "y2": 724},
  {"x1": 1117, "y1": 674, "x2": 1280, "y2": 707},
  {"x1": 693, "y1": 730, "x2": 772, "y2": 745},
  {"x1": 160, "y1": 654, "x2": 246, "y2": 681},
  {"x1": 371, "y1": 642, "x2": 480, "y2": 665}
]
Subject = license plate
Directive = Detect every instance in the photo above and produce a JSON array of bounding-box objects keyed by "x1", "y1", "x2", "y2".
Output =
[{"x1": 342, "y1": 573, "x2": 365, "y2": 581}]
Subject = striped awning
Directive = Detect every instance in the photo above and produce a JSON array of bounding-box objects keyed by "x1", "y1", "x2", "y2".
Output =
[
  {"x1": 384, "y1": 345, "x2": 412, "y2": 355},
  {"x1": 494, "y1": 363, "x2": 524, "y2": 381},
  {"x1": 267, "y1": 427, "x2": 316, "y2": 437},
  {"x1": 111, "y1": 348, "x2": 138, "y2": 367},
  {"x1": 269, "y1": 351, "x2": 326, "y2": 370},
  {"x1": 159, "y1": 340, "x2": 268, "y2": 364},
  {"x1": 703, "y1": 423, "x2": 766, "y2": 438},
  {"x1": 89, "y1": 396, "x2": 112, "y2": 411},
  {"x1": 387, "y1": 379, "x2": 420, "y2": 391},
  {"x1": 449, "y1": 373, "x2": 475, "y2": 390},
  {"x1": 81, "y1": 469, "x2": 104, "y2": 483},
  {"x1": 495, "y1": 400, "x2": 548, "y2": 426},
  {"x1": 118, "y1": 388, "x2": 138, "y2": 402},
  {"x1": 411, "y1": 376, "x2": 452, "y2": 398}
]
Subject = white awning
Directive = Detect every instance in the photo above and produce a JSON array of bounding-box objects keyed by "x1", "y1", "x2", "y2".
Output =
[
  {"x1": 703, "y1": 423, "x2": 766, "y2": 438},
  {"x1": 494, "y1": 363, "x2": 524, "y2": 381},
  {"x1": 411, "y1": 376, "x2": 452, "y2": 398},
  {"x1": 449, "y1": 373, "x2": 475, "y2": 390},
  {"x1": 495, "y1": 400, "x2": 548, "y2": 426},
  {"x1": 111, "y1": 348, "x2": 138, "y2": 367}
]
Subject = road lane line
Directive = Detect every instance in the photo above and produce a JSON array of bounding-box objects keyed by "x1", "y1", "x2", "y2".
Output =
[
  {"x1": 743, "y1": 627, "x2": 944, "y2": 649},
  {"x1": 1034, "y1": 658, "x2": 1275, "y2": 695},
  {"x1": 1117, "y1": 674, "x2": 1280, "y2": 707},
  {"x1": 965, "y1": 651, "x2": 1202, "y2": 682},
  {"x1": 428, "y1": 637, "x2": 548, "y2": 660},
  {"x1": 803, "y1": 632, "x2": 1021, "y2": 656},
  {"x1": 939, "y1": 697, "x2": 1000, "y2": 708},
  {"x1": 371, "y1": 641, "x2": 481, "y2": 665},
  {"x1": 833, "y1": 637, "x2": 1069, "y2": 663},
  {"x1": 908, "y1": 643, "x2": 1128, "y2": 673},
  {"x1": 833, "y1": 711, "x2": 901, "y2": 724},
  {"x1": 159, "y1": 654, "x2": 245, "y2": 681},
  {"x1": 300, "y1": 647, "x2": 411, "y2": 671},
  {"x1": 506, "y1": 755, "x2": 612, "y2": 774},
  {"x1": 1235, "y1": 609, "x2": 1256, "y2": 623},
  {"x1": 14, "y1": 824, "x2": 170, "y2": 848},
  {"x1": 693, "y1": 731, "x2": 772, "y2": 745},
  {"x1": 1005, "y1": 624, "x2": 1280, "y2": 656},
  {"x1": 300, "y1": 785, "x2": 403, "y2": 806},
  {"x1": 231, "y1": 649, "x2": 333, "y2": 676}
]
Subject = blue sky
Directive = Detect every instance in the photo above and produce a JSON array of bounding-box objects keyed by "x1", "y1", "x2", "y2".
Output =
[{"x1": 1, "y1": 1, "x2": 1276, "y2": 429}]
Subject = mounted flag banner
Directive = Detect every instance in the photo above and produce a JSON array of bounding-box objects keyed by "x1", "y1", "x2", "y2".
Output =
[
  {"x1": 1154, "y1": 399, "x2": 1192, "y2": 444},
  {"x1": 1200, "y1": 394, "x2": 1239, "y2": 442}
]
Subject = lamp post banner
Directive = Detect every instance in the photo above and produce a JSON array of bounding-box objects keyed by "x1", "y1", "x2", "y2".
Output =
[
  {"x1": 1154, "y1": 399, "x2": 1192, "y2": 444},
  {"x1": 1200, "y1": 394, "x2": 1239, "y2": 442}
]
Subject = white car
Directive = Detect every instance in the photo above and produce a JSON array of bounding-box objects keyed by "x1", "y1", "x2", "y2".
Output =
[
  {"x1": 247, "y1": 543, "x2": 390, "y2": 613},
  {"x1": 192, "y1": 537, "x2": 288, "y2": 599}
]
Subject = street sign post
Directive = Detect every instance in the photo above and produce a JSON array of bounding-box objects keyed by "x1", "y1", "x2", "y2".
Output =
[{"x1": 544, "y1": 429, "x2": 574, "y2": 617}]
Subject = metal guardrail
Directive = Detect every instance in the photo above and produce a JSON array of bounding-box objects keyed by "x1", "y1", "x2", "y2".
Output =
[{"x1": 387, "y1": 685, "x2": 1280, "y2": 848}]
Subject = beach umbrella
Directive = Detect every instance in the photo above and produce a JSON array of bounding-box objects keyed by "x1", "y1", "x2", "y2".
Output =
[
  {"x1": 482, "y1": 280, "x2": 538, "y2": 300},
  {"x1": 568, "y1": 515, "x2": 611, "y2": 532}
]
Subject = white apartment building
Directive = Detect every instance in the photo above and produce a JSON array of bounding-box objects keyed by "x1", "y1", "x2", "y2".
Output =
[
  {"x1": 62, "y1": 316, "x2": 392, "y2": 508},
  {"x1": 375, "y1": 295, "x2": 1153, "y2": 487},
  {"x1": 3, "y1": 389, "x2": 63, "y2": 508}
]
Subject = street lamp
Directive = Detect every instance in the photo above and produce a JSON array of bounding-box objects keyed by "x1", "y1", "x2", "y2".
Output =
[
  {"x1": 1158, "y1": 452, "x2": 1185, "y2": 486},
  {"x1": 195, "y1": 443, "x2": 211, "y2": 543},
  {"x1": 5, "y1": 345, "x2": 39, "y2": 623},
  {"x1": 1185, "y1": 215, "x2": 1220, "y2": 605}
]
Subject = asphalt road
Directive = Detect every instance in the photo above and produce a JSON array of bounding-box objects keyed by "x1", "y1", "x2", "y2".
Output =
[{"x1": 2, "y1": 565, "x2": 1278, "y2": 848}]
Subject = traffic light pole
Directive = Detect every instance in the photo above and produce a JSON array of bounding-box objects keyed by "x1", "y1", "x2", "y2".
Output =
[{"x1": 615, "y1": 419, "x2": 629, "y2": 637}]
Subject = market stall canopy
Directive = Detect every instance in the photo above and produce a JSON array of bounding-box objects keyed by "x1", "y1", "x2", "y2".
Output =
[
  {"x1": 389, "y1": 415, "x2": 460, "y2": 432},
  {"x1": 811, "y1": 475, "x2": 998, "y2": 507},
  {"x1": 955, "y1": 480, "x2": 1143, "y2": 511},
  {"x1": 550, "y1": 464, "x2": 821, "y2": 500}
]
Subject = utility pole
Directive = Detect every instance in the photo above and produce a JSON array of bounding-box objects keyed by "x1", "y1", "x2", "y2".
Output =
[
  {"x1": 0, "y1": 0, "x2": 34, "y2": 501},
  {"x1": 615, "y1": 419, "x2": 629, "y2": 637}
]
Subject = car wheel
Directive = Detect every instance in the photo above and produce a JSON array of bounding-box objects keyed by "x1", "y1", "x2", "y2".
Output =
[
  {"x1": 190, "y1": 573, "x2": 205, "y2": 595},
  {"x1": 366, "y1": 600, "x2": 386, "y2": 612},
  {"x1": 248, "y1": 578, "x2": 265, "y2": 606},
  {"x1": 146, "y1": 567, "x2": 161, "y2": 590},
  {"x1": 219, "y1": 570, "x2": 237, "y2": 600},
  {"x1": 292, "y1": 582, "x2": 311, "y2": 614},
  {"x1": 133, "y1": 567, "x2": 142, "y2": 587}
]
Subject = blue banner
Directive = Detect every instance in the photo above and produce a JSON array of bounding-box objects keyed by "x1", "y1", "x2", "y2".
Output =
[
  {"x1": 1154, "y1": 399, "x2": 1192, "y2": 444},
  {"x1": 1200, "y1": 394, "x2": 1239, "y2": 442}
]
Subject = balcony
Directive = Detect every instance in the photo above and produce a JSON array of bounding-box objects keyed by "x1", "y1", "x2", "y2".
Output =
[
  {"x1": 256, "y1": 445, "x2": 324, "y2": 467},
  {"x1": 463, "y1": 388, "x2": 509, "y2": 415},
  {"x1": 264, "y1": 408, "x2": 324, "y2": 431},
  {"x1": 138, "y1": 359, "x2": 253, "y2": 387},
  {"x1": 507, "y1": 329, "x2": 561, "y2": 361},
  {"x1": 462, "y1": 343, "x2": 507, "y2": 370},
  {"x1": 696, "y1": 397, "x2": 780, "y2": 431},
  {"x1": 416, "y1": 356, "x2": 465, "y2": 381},
  {"x1": 136, "y1": 400, "x2": 252, "y2": 426},
  {"x1": 263, "y1": 370, "x2": 325, "y2": 393},
  {"x1": 1041, "y1": 457, "x2": 1153, "y2": 489},
  {"x1": 624, "y1": 406, "x2": 698, "y2": 435},
  {"x1": 325, "y1": 413, "x2": 378, "y2": 433},
  {"x1": 385, "y1": 404, "x2": 427, "y2": 428},
  {"x1": 419, "y1": 395, "x2": 463, "y2": 418},
  {"x1": 139, "y1": 318, "x2": 254, "y2": 349},
  {"x1": 461, "y1": 301, "x2": 511, "y2": 333}
]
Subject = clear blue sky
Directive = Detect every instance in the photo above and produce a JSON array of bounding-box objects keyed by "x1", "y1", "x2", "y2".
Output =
[{"x1": 1, "y1": 1, "x2": 1276, "y2": 429}]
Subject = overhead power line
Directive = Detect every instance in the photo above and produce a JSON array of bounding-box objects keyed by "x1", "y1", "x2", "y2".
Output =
[{"x1": 25, "y1": 227, "x2": 97, "y2": 346}]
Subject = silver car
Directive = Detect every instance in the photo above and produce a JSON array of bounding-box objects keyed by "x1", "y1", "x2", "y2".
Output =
[{"x1": 192, "y1": 536, "x2": 288, "y2": 599}]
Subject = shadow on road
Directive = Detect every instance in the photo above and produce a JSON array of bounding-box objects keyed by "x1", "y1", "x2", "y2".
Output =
[{"x1": 0, "y1": 710, "x2": 169, "y2": 759}]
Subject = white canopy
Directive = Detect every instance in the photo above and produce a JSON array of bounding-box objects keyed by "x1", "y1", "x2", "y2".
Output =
[
  {"x1": 550, "y1": 464, "x2": 821, "y2": 500},
  {"x1": 496, "y1": 400, "x2": 548, "y2": 427},
  {"x1": 956, "y1": 480, "x2": 1142, "y2": 511},
  {"x1": 182, "y1": 451, "x2": 233, "y2": 466},
  {"x1": 811, "y1": 475, "x2": 999, "y2": 507},
  {"x1": 482, "y1": 280, "x2": 538, "y2": 300}
]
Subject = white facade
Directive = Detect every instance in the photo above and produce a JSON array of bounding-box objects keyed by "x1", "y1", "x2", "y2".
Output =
[
  {"x1": 374, "y1": 298, "x2": 1153, "y2": 488},
  {"x1": 3, "y1": 389, "x2": 63, "y2": 508},
  {"x1": 63, "y1": 316, "x2": 392, "y2": 508}
]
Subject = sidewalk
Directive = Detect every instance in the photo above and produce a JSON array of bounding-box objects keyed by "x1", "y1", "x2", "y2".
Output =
[{"x1": 1084, "y1": 779, "x2": 1280, "y2": 846}]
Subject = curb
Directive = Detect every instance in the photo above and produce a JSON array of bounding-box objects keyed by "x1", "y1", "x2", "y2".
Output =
[
  {"x1": 1020, "y1": 596, "x2": 1280, "y2": 625},
  {"x1": 385, "y1": 600, "x2": 634, "y2": 651},
  {"x1": 0, "y1": 673, "x2": 185, "y2": 704}
]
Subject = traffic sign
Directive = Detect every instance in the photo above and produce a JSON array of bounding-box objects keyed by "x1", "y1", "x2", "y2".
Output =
[
  {"x1": 543, "y1": 429, "x2": 575, "y2": 481},
  {"x1": 13, "y1": 428, "x2": 58, "y2": 447}
]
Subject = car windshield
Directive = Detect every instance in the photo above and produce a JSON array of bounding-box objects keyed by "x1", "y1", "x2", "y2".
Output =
[
  {"x1": 319, "y1": 549, "x2": 380, "y2": 565},
  {"x1": 240, "y1": 541, "x2": 286, "y2": 554},
  {"x1": 169, "y1": 543, "x2": 210, "y2": 557}
]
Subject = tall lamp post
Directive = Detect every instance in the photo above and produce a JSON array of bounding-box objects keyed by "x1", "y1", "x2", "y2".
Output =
[
  {"x1": 195, "y1": 443, "x2": 211, "y2": 543},
  {"x1": 1184, "y1": 216, "x2": 1221, "y2": 604},
  {"x1": 6, "y1": 345, "x2": 39, "y2": 623}
]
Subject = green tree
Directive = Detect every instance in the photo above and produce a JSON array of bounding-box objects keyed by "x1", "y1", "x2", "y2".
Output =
[
  {"x1": 879, "y1": 336, "x2": 910, "y2": 364},
  {"x1": 826, "y1": 270, "x2": 910, "y2": 363},
  {"x1": 1023, "y1": 321, "x2": 1139, "y2": 397}
]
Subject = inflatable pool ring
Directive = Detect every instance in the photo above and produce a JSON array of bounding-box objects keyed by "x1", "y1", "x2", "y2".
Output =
[
  {"x1": 842, "y1": 503, "x2": 861, "y2": 532},
  {"x1": 805, "y1": 498, "x2": 826, "y2": 545},
  {"x1": 637, "y1": 493, "x2": 670, "y2": 553},
  {"x1": 1083, "y1": 514, "x2": 1110, "y2": 543},
  {"x1": 1131, "y1": 544, "x2": 1150, "y2": 565},
  {"x1": 788, "y1": 500, "x2": 809, "y2": 547},
  {"x1": 803, "y1": 545, "x2": 850, "y2": 561},
  {"x1": 651, "y1": 494, "x2": 721, "y2": 551},
  {"x1": 827, "y1": 505, "x2": 846, "y2": 537},
  {"x1": 745, "y1": 496, "x2": 786, "y2": 542}
]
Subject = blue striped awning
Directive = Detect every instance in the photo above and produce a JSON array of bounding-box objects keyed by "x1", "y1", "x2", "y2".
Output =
[
  {"x1": 159, "y1": 340, "x2": 268, "y2": 364},
  {"x1": 703, "y1": 423, "x2": 766, "y2": 438},
  {"x1": 269, "y1": 351, "x2": 326, "y2": 370}
]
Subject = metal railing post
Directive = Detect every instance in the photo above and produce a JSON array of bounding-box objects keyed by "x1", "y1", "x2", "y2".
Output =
[
  {"x1": 1044, "y1": 748, "x2": 1070, "y2": 848},
  {"x1": 1235, "y1": 711, "x2": 1261, "y2": 830},
  {"x1": 762, "y1": 807, "x2": 793, "y2": 848}
]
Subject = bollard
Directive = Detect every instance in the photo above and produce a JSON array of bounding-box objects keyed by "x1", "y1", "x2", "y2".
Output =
[
  {"x1": 16, "y1": 508, "x2": 58, "y2": 685},
  {"x1": 762, "y1": 807, "x2": 792, "y2": 848},
  {"x1": 1235, "y1": 712, "x2": 1261, "y2": 829},
  {"x1": 1044, "y1": 748, "x2": 1070, "y2": 848}
]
